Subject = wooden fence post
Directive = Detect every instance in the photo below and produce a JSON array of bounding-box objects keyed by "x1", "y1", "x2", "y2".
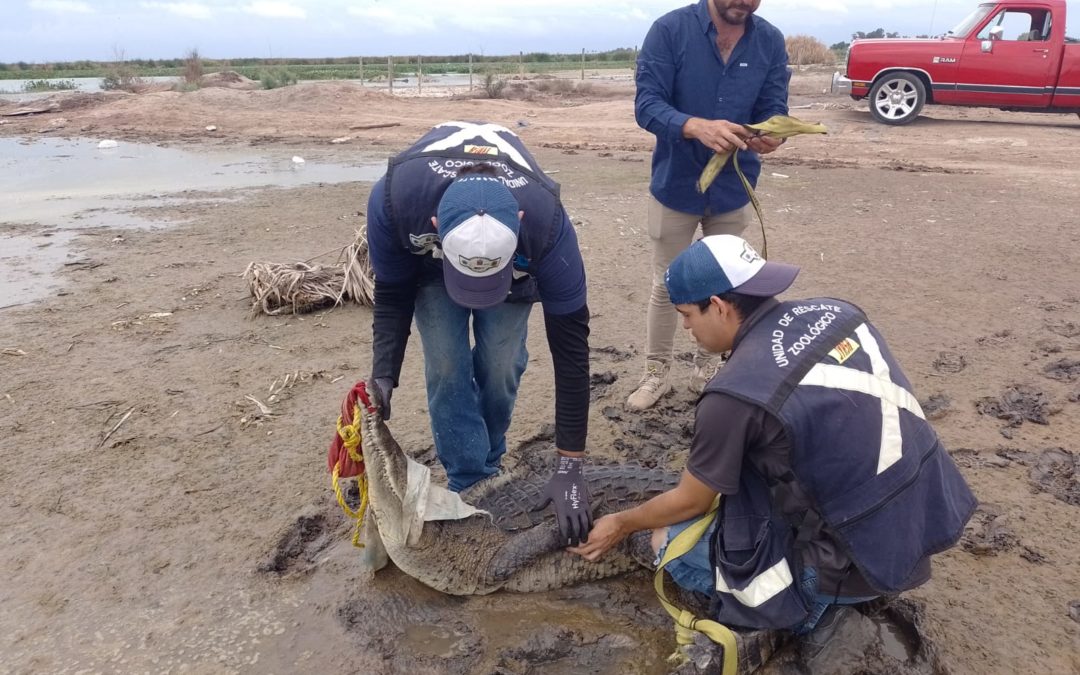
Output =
[
  {"x1": 417, "y1": 55, "x2": 422, "y2": 94},
  {"x1": 469, "y1": 53, "x2": 473, "y2": 90},
  {"x1": 388, "y1": 56, "x2": 393, "y2": 93},
  {"x1": 359, "y1": 56, "x2": 363, "y2": 85},
  {"x1": 581, "y1": 48, "x2": 585, "y2": 80}
]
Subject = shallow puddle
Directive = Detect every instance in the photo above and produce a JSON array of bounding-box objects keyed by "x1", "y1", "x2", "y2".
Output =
[
  {"x1": 0, "y1": 230, "x2": 79, "y2": 308},
  {"x1": 1, "y1": 136, "x2": 382, "y2": 227},
  {"x1": 0, "y1": 136, "x2": 383, "y2": 306},
  {"x1": 872, "y1": 612, "x2": 918, "y2": 662}
]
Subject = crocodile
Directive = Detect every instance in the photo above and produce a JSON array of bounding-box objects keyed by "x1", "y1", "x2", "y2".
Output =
[
  {"x1": 355, "y1": 380, "x2": 675, "y2": 594},
  {"x1": 354, "y1": 381, "x2": 783, "y2": 673}
]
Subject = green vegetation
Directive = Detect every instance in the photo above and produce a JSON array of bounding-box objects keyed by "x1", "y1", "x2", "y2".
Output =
[
  {"x1": 21, "y1": 78, "x2": 77, "y2": 92},
  {"x1": 852, "y1": 28, "x2": 900, "y2": 39},
  {"x1": 101, "y1": 48, "x2": 144, "y2": 92},
  {"x1": 259, "y1": 67, "x2": 298, "y2": 89},
  {"x1": 0, "y1": 48, "x2": 639, "y2": 82},
  {"x1": 480, "y1": 71, "x2": 507, "y2": 99}
]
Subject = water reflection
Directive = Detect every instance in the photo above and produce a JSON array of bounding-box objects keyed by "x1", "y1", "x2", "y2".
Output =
[{"x1": 0, "y1": 136, "x2": 383, "y2": 306}]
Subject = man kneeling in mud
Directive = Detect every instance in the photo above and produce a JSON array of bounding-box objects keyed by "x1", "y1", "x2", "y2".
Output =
[{"x1": 571, "y1": 235, "x2": 975, "y2": 664}]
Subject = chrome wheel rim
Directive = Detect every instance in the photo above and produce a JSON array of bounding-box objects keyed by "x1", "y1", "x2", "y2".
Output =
[{"x1": 874, "y1": 78, "x2": 919, "y2": 120}]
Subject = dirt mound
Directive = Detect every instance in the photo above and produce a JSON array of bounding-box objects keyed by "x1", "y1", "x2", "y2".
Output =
[
  {"x1": 975, "y1": 384, "x2": 1057, "y2": 431},
  {"x1": 1043, "y1": 358, "x2": 1080, "y2": 382},
  {"x1": 255, "y1": 81, "x2": 397, "y2": 110},
  {"x1": 199, "y1": 70, "x2": 259, "y2": 90},
  {"x1": 990, "y1": 447, "x2": 1080, "y2": 507},
  {"x1": 1028, "y1": 448, "x2": 1079, "y2": 506}
]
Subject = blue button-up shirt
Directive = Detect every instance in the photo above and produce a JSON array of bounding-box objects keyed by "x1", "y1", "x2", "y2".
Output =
[{"x1": 636, "y1": 0, "x2": 790, "y2": 216}]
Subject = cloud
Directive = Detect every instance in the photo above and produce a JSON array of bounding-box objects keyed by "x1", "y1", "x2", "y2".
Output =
[
  {"x1": 28, "y1": 0, "x2": 93, "y2": 13},
  {"x1": 346, "y1": 6, "x2": 437, "y2": 35},
  {"x1": 139, "y1": 2, "x2": 213, "y2": 20},
  {"x1": 242, "y1": 1, "x2": 306, "y2": 19}
]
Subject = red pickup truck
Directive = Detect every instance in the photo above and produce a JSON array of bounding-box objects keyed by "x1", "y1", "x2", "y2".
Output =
[{"x1": 832, "y1": 0, "x2": 1080, "y2": 124}]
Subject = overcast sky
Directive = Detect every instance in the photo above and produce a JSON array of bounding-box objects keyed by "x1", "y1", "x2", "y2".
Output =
[{"x1": 1, "y1": 0, "x2": 1073, "y2": 63}]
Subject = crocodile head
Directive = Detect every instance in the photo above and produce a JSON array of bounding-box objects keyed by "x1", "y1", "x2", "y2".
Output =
[{"x1": 355, "y1": 381, "x2": 409, "y2": 527}]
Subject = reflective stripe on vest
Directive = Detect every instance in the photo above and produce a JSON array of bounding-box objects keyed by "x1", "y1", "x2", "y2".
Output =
[
  {"x1": 715, "y1": 557, "x2": 794, "y2": 608},
  {"x1": 799, "y1": 324, "x2": 926, "y2": 475},
  {"x1": 421, "y1": 122, "x2": 535, "y2": 173},
  {"x1": 704, "y1": 299, "x2": 976, "y2": 594}
]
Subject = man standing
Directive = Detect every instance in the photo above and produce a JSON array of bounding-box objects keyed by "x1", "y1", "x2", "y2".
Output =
[
  {"x1": 628, "y1": 0, "x2": 791, "y2": 410},
  {"x1": 366, "y1": 121, "x2": 593, "y2": 545},
  {"x1": 572, "y1": 235, "x2": 974, "y2": 654}
]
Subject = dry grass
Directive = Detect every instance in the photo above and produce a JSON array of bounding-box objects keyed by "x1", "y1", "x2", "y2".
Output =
[
  {"x1": 785, "y1": 35, "x2": 836, "y2": 66},
  {"x1": 242, "y1": 262, "x2": 344, "y2": 316},
  {"x1": 243, "y1": 227, "x2": 375, "y2": 316},
  {"x1": 183, "y1": 48, "x2": 204, "y2": 85},
  {"x1": 340, "y1": 227, "x2": 375, "y2": 307}
]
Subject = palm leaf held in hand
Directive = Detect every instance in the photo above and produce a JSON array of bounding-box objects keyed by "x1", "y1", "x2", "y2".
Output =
[{"x1": 696, "y1": 115, "x2": 827, "y2": 258}]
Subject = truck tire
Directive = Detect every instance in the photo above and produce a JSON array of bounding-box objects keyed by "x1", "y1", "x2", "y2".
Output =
[{"x1": 869, "y1": 72, "x2": 926, "y2": 125}]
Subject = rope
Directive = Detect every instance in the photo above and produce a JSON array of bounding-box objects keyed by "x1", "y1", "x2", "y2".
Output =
[
  {"x1": 330, "y1": 396, "x2": 371, "y2": 549},
  {"x1": 332, "y1": 461, "x2": 369, "y2": 548},
  {"x1": 654, "y1": 498, "x2": 739, "y2": 675}
]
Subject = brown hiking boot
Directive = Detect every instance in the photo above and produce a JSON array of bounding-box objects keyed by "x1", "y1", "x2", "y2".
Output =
[
  {"x1": 626, "y1": 359, "x2": 671, "y2": 411},
  {"x1": 689, "y1": 352, "x2": 726, "y2": 394}
]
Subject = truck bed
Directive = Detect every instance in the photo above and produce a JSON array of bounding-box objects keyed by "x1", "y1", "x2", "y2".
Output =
[{"x1": 1051, "y1": 43, "x2": 1080, "y2": 107}]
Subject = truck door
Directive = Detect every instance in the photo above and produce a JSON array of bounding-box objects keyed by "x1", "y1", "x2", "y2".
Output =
[{"x1": 955, "y1": 6, "x2": 1055, "y2": 107}]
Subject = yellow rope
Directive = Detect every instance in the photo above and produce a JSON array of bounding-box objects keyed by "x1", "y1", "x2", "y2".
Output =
[
  {"x1": 331, "y1": 402, "x2": 369, "y2": 548},
  {"x1": 654, "y1": 497, "x2": 739, "y2": 675}
]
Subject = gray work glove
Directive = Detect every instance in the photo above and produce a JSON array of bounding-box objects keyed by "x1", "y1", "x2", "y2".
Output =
[
  {"x1": 532, "y1": 455, "x2": 593, "y2": 546},
  {"x1": 372, "y1": 377, "x2": 394, "y2": 420}
]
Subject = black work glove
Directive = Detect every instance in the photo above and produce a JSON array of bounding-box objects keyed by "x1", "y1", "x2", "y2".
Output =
[
  {"x1": 372, "y1": 377, "x2": 394, "y2": 420},
  {"x1": 532, "y1": 455, "x2": 593, "y2": 546}
]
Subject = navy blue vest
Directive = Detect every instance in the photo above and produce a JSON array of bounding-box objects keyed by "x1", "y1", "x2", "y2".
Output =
[
  {"x1": 383, "y1": 122, "x2": 564, "y2": 303},
  {"x1": 705, "y1": 299, "x2": 975, "y2": 614}
]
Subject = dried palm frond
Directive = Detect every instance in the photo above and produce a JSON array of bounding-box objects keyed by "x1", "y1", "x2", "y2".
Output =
[
  {"x1": 242, "y1": 261, "x2": 345, "y2": 316},
  {"x1": 340, "y1": 225, "x2": 376, "y2": 307},
  {"x1": 243, "y1": 224, "x2": 377, "y2": 317}
]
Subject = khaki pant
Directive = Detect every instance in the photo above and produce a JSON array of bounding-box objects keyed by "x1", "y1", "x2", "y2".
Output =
[{"x1": 645, "y1": 196, "x2": 750, "y2": 362}]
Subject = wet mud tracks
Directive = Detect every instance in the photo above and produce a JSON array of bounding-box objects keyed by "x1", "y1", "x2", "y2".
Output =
[{"x1": 258, "y1": 508, "x2": 337, "y2": 575}]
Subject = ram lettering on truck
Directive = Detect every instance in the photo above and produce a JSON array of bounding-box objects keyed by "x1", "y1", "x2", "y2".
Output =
[{"x1": 832, "y1": 0, "x2": 1080, "y2": 124}]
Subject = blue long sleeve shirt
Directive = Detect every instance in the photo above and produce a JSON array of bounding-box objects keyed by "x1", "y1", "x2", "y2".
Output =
[
  {"x1": 635, "y1": 0, "x2": 790, "y2": 216},
  {"x1": 366, "y1": 165, "x2": 591, "y2": 452}
]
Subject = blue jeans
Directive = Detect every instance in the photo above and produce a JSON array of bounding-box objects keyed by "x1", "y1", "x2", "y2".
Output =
[
  {"x1": 414, "y1": 283, "x2": 531, "y2": 492},
  {"x1": 660, "y1": 518, "x2": 877, "y2": 634}
]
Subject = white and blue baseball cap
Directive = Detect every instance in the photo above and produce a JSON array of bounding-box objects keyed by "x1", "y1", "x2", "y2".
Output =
[
  {"x1": 436, "y1": 175, "x2": 520, "y2": 309},
  {"x1": 665, "y1": 235, "x2": 800, "y2": 304}
]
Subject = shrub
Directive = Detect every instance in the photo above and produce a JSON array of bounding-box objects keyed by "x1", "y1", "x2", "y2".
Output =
[
  {"x1": 785, "y1": 35, "x2": 836, "y2": 66},
  {"x1": 101, "y1": 68, "x2": 144, "y2": 91},
  {"x1": 22, "y1": 79, "x2": 77, "y2": 92},
  {"x1": 183, "y1": 48, "x2": 204, "y2": 84},
  {"x1": 259, "y1": 67, "x2": 298, "y2": 89},
  {"x1": 482, "y1": 71, "x2": 506, "y2": 98},
  {"x1": 102, "y1": 48, "x2": 145, "y2": 92}
]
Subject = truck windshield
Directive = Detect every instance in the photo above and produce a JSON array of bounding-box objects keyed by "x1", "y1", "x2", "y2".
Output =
[{"x1": 947, "y1": 4, "x2": 994, "y2": 37}]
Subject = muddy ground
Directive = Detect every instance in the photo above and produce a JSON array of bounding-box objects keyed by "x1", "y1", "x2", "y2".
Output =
[{"x1": 1, "y1": 68, "x2": 1079, "y2": 674}]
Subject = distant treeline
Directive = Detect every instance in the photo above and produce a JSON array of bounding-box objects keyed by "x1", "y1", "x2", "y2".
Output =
[{"x1": 0, "y1": 48, "x2": 639, "y2": 80}]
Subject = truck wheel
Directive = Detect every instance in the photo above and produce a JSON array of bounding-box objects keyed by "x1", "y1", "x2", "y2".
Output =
[{"x1": 869, "y1": 73, "x2": 926, "y2": 125}]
